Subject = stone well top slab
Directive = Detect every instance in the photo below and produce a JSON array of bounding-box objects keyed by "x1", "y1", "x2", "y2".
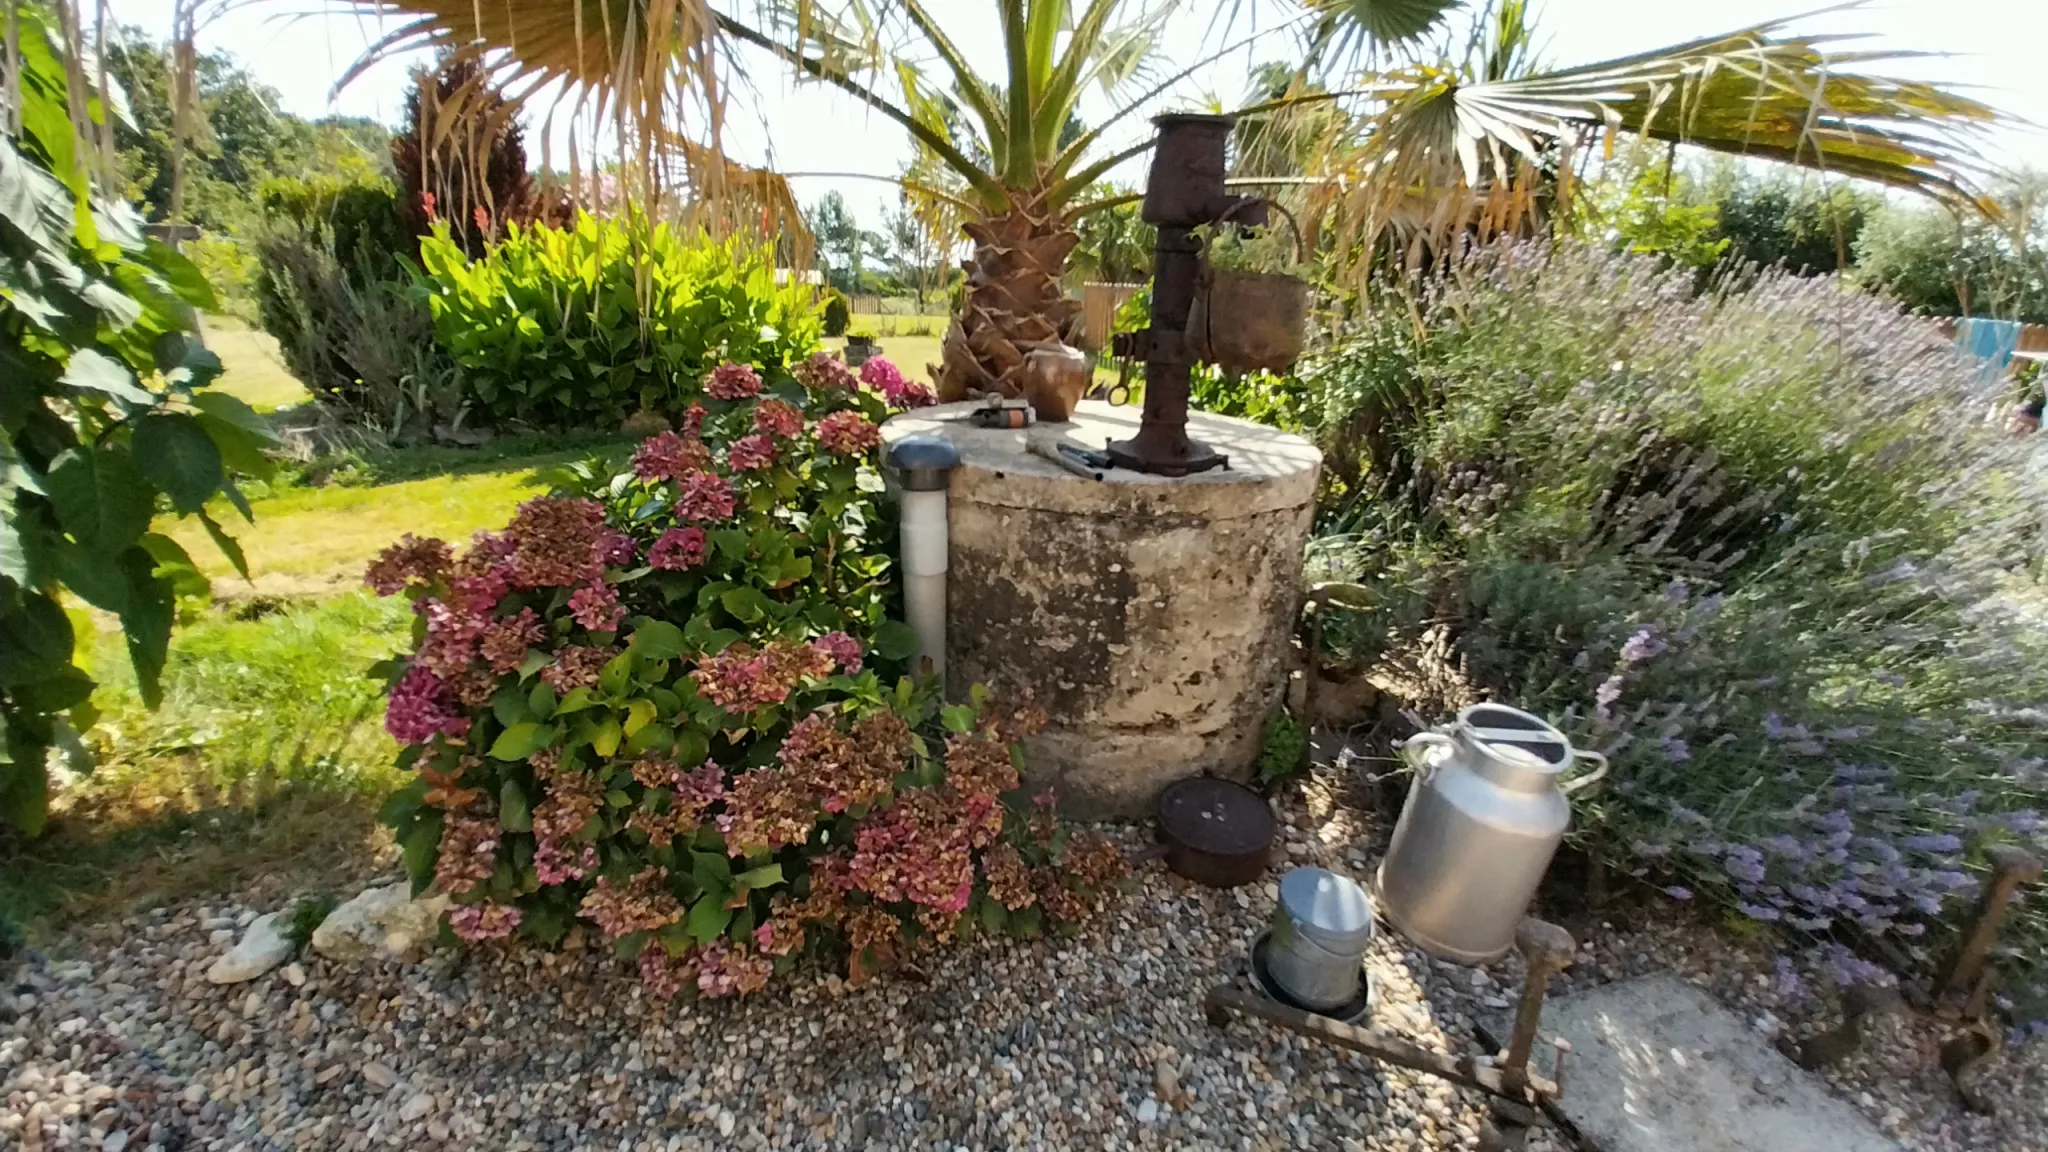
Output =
[{"x1": 881, "y1": 401, "x2": 1321, "y2": 518}]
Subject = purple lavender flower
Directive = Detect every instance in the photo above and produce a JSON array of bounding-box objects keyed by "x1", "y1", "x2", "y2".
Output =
[
  {"x1": 1904, "y1": 833, "x2": 1964, "y2": 854},
  {"x1": 1620, "y1": 627, "x2": 1667, "y2": 665},
  {"x1": 1663, "y1": 885, "x2": 1694, "y2": 901}
]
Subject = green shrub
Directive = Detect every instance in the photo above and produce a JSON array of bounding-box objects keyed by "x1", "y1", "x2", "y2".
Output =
[
  {"x1": 416, "y1": 211, "x2": 819, "y2": 431},
  {"x1": 365, "y1": 353, "x2": 1125, "y2": 995},
  {"x1": 1305, "y1": 241, "x2": 2048, "y2": 1011},
  {"x1": 251, "y1": 174, "x2": 450, "y2": 433},
  {"x1": 185, "y1": 233, "x2": 260, "y2": 322},
  {"x1": 1851, "y1": 174, "x2": 2048, "y2": 322},
  {"x1": 2, "y1": 4, "x2": 269, "y2": 836},
  {"x1": 821, "y1": 289, "x2": 852, "y2": 337},
  {"x1": 253, "y1": 219, "x2": 453, "y2": 434}
]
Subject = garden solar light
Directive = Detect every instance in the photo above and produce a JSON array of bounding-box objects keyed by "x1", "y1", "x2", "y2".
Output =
[{"x1": 884, "y1": 433, "x2": 960, "y2": 679}]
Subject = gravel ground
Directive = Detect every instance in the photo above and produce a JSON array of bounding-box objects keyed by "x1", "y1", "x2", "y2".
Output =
[{"x1": 4, "y1": 766, "x2": 2043, "y2": 1152}]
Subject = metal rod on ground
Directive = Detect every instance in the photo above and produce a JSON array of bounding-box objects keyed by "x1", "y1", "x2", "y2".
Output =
[{"x1": 1203, "y1": 985, "x2": 1557, "y2": 1101}]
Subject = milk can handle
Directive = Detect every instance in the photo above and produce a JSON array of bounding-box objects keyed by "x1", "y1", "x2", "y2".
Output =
[
  {"x1": 1399, "y1": 732, "x2": 1455, "y2": 780},
  {"x1": 1559, "y1": 748, "x2": 1609, "y2": 796}
]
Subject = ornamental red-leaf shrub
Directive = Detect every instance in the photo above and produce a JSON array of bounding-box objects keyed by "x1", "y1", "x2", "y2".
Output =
[{"x1": 367, "y1": 355, "x2": 1125, "y2": 998}]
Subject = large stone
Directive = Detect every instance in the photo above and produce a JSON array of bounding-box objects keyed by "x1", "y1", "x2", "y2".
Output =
[
  {"x1": 882, "y1": 401, "x2": 1320, "y2": 817},
  {"x1": 206, "y1": 913, "x2": 292, "y2": 984},
  {"x1": 1545, "y1": 973, "x2": 1899, "y2": 1152},
  {"x1": 310, "y1": 883, "x2": 450, "y2": 963}
]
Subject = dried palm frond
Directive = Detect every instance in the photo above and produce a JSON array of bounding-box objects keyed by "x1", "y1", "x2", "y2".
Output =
[
  {"x1": 330, "y1": 0, "x2": 725, "y2": 221},
  {"x1": 1305, "y1": 11, "x2": 2005, "y2": 283}
]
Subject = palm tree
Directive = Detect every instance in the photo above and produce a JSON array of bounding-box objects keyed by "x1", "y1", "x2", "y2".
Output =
[{"x1": 322, "y1": 1, "x2": 2002, "y2": 395}]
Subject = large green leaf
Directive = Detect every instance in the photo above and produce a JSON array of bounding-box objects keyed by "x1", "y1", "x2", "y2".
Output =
[
  {"x1": 628, "y1": 618, "x2": 687, "y2": 660},
  {"x1": 151, "y1": 332, "x2": 226, "y2": 391},
  {"x1": 117, "y1": 546, "x2": 175, "y2": 707},
  {"x1": 142, "y1": 239, "x2": 219, "y2": 311},
  {"x1": 133, "y1": 413, "x2": 224, "y2": 515},
  {"x1": 489, "y1": 722, "x2": 556, "y2": 761},
  {"x1": 685, "y1": 894, "x2": 733, "y2": 944},
  {"x1": 0, "y1": 135, "x2": 77, "y2": 261},
  {"x1": 44, "y1": 446, "x2": 153, "y2": 553},
  {"x1": 500, "y1": 779, "x2": 533, "y2": 832},
  {"x1": 0, "y1": 755, "x2": 51, "y2": 837},
  {"x1": 60, "y1": 348, "x2": 154, "y2": 407}
]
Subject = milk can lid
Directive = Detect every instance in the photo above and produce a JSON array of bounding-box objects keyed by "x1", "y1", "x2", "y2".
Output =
[
  {"x1": 1277, "y1": 867, "x2": 1376, "y2": 950},
  {"x1": 1459, "y1": 703, "x2": 1572, "y2": 770}
]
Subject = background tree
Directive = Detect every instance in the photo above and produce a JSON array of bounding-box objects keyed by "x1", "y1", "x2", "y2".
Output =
[
  {"x1": 805, "y1": 191, "x2": 866, "y2": 294},
  {"x1": 1706, "y1": 169, "x2": 1876, "y2": 277},
  {"x1": 1853, "y1": 173, "x2": 2048, "y2": 322},
  {"x1": 1069, "y1": 187, "x2": 1153, "y2": 282},
  {"x1": 103, "y1": 24, "x2": 392, "y2": 234},
  {"x1": 392, "y1": 56, "x2": 571, "y2": 256},
  {"x1": 882, "y1": 192, "x2": 957, "y2": 310}
]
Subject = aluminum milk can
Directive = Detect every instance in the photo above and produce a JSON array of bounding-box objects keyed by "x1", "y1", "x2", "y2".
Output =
[
  {"x1": 1266, "y1": 867, "x2": 1375, "y2": 1011},
  {"x1": 1374, "y1": 703, "x2": 1607, "y2": 964}
]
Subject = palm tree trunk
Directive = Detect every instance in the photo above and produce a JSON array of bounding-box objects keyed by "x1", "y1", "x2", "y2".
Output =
[{"x1": 935, "y1": 206, "x2": 1081, "y2": 401}]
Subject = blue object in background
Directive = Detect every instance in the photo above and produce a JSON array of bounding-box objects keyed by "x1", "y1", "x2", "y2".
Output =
[{"x1": 1956, "y1": 317, "x2": 2022, "y2": 384}]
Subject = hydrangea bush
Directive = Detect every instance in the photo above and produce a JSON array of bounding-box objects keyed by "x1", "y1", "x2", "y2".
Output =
[
  {"x1": 1302, "y1": 243, "x2": 2048, "y2": 1018},
  {"x1": 366, "y1": 354, "x2": 1116, "y2": 998}
]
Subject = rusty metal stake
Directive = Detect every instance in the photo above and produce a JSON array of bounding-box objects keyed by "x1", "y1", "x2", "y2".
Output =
[
  {"x1": 1933, "y1": 845, "x2": 2041, "y2": 1017},
  {"x1": 1498, "y1": 920, "x2": 1576, "y2": 1097},
  {"x1": 1778, "y1": 979, "x2": 1901, "y2": 1070}
]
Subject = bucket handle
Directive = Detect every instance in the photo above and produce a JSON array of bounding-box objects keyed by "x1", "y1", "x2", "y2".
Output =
[
  {"x1": 1560, "y1": 748, "x2": 1609, "y2": 796},
  {"x1": 1397, "y1": 731, "x2": 1455, "y2": 779}
]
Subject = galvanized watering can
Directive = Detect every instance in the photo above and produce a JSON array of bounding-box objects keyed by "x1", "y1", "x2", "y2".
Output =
[{"x1": 1374, "y1": 704, "x2": 1607, "y2": 964}]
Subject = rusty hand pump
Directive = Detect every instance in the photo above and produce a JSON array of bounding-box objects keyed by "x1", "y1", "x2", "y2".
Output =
[{"x1": 1108, "y1": 113, "x2": 1265, "y2": 477}]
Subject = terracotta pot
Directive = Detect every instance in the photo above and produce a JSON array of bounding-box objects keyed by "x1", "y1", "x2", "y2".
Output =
[
  {"x1": 1021, "y1": 342, "x2": 1090, "y2": 423},
  {"x1": 1187, "y1": 269, "x2": 1308, "y2": 373}
]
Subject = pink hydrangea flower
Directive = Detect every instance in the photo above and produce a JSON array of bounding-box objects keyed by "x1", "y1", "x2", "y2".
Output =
[
  {"x1": 810, "y1": 631, "x2": 863, "y2": 674},
  {"x1": 365, "y1": 534, "x2": 451, "y2": 595},
  {"x1": 632, "y1": 432, "x2": 689, "y2": 483},
  {"x1": 695, "y1": 938, "x2": 773, "y2": 998},
  {"x1": 680, "y1": 404, "x2": 708, "y2": 436},
  {"x1": 448, "y1": 902, "x2": 522, "y2": 943},
  {"x1": 706, "y1": 361, "x2": 763, "y2": 400},
  {"x1": 568, "y1": 583, "x2": 626, "y2": 632},
  {"x1": 649, "y1": 526, "x2": 708, "y2": 571},
  {"x1": 753, "y1": 398, "x2": 805, "y2": 439},
  {"x1": 726, "y1": 433, "x2": 779, "y2": 472},
  {"x1": 795, "y1": 352, "x2": 855, "y2": 392},
  {"x1": 599, "y1": 528, "x2": 638, "y2": 567},
  {"x1": 815, "y1": 410, "x2": 880, "y2": 456},
  {"x1": 676, "y1": 471, "x2": 737, "y2": 522},
  {"x1": 535, "y1": 838, "x2": 599, "y2": 886},
  {"x1": 860, "y1": 356, "x2": 935, "y2": 408},
  {"x1": 385, "y1": 665, "x2": 471, "y2": 745}
]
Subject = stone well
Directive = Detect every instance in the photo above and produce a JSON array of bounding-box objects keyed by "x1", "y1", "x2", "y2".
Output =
[{"x1": 881, "y1": 400, "x2": 1321, "y2": 818}]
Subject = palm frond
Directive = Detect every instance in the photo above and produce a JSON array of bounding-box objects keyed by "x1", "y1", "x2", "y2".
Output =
[
  {"x1": 1310, "y1": 12, "x2": 2008, "y2": 283},
  {"x1": 326, "y1": 0, "x2": 725, "y2": 219}
]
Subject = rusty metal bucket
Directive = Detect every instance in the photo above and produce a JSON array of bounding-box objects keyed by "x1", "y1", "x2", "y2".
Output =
[{"x1": 1187, "y1": 268, "x2": 1309, "y2": 374}]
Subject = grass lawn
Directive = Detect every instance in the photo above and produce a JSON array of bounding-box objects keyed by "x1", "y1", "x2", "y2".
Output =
[
  {"x1": 201, "y1": 316, "x2": 313, "y2": 413},
  {"x1": 162, "y1": 438, "x2": 621, "y2": 594}
]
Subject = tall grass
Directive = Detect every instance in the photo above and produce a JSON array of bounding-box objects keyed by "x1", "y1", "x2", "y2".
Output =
[{"x1": 1, "y1": 594, "x2": 414, "y2": 929}]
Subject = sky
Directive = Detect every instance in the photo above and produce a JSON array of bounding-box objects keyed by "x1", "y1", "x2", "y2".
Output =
[{"x1": 128, "y1": 1, "x2": 2048, "y2": 227}]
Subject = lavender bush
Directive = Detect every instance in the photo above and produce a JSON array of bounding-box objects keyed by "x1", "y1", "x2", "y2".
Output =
[{"x1": 1303, "y1": 242, "x2": 2048, "y2": 1017}]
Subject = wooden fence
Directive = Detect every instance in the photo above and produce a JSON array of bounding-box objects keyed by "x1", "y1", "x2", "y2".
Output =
[{"x1": 1079, "y1": 282, "x2": 1144, "y2": 352}]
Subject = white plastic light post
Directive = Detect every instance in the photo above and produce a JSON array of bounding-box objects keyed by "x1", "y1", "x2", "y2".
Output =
[{"x1": 885, "y1": 434, "x2": 961, "y2": 680}]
